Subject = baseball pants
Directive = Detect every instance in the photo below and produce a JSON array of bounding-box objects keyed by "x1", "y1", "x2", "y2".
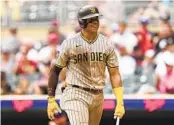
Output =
[{"x1": 60, "y1": 86, "x2": 104, "y2": 125}]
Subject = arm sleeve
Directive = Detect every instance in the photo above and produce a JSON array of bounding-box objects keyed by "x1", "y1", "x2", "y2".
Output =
[
  {"x1": 54, "y1": 40, "x2": 69, "y2": 68},
  {"x1": 106, "y1": 42, "x2": 119, "y2": 68}
]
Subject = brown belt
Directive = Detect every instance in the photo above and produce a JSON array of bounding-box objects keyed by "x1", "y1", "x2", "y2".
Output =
[{"x1": 70, "y1": 85, "x2": 103, "y2": 94}]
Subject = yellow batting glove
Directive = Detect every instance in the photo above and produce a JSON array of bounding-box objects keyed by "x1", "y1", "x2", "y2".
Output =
[
  {"x1": 47, "y1": 97, "x2": 62, "y2": 120},
  {"x1": 115, "y1": 104, "x2": 125, "y2": 119},
  {"x1": 113, "y1": 87, "x2": 125, "y2": 119}
]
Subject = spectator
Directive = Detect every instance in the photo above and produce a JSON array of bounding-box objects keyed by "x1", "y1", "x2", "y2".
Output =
[
  {"x1": 118, "y1": 45, "x2": 136, "y2": 77},
  {"x1": 2, "y1": 26, "x2": 20, "y2": 54},
  {"x1": 38, "y1": 44, "x2": 58, "y2": 65},
  {"x1": 135, "y1": 17, "x2": 154, "y2": 55},
  {"x1": 155, "y1": 51, "x2": 174, "y2": 94},
  {"x1": 48, "y1": 19, "x2": 66, "y2": 45},
  {"x1": 14, "y1": 45, "x2": 38, "y2": 75},
  {"x1": 47, "y1": 32, "x2": 59, "y2": 46},
  {"x1": 13, "y1": 44, "x2": 40, "y2": 94},
  {"x1": 155, "y1": 38, "x2": 174, "y2": 75},
  {"x1": 118, "y1": 45, "x2": 136, "y2": 94},
  {"x1": 1, "y1": 47, "x2": 17, "y2": 91},
  {"x1": 110, "y1": 21, "x2": 138, "y2": 54},
  {"x1": 155, "y1": 13, "x2": 174, "y2": 53}
]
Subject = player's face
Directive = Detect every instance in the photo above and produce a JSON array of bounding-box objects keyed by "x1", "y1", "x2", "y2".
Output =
[{"x1": 85, "y1": 17, "x2": 99, "y2": 33}]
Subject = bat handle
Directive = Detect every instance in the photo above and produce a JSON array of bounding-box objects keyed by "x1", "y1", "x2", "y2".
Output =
[{"x1": 116, "y1": 117, "x2": 120, "y2": 125}]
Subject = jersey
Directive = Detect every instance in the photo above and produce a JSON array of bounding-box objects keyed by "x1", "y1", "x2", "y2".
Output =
[{"x1": 54, "y1": 32, "x2": 119, "y2": 89}]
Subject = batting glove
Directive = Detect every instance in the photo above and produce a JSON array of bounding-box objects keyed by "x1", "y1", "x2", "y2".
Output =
[
  {"x1": 114, "y1": 104, "x2": 125, "y2": 119},
  {"x1": 47, "y1": 97, "x2": 62, "y2": 120},
  {"x1": 113, "y1": 87, "x2": 125, "y2": 119}
]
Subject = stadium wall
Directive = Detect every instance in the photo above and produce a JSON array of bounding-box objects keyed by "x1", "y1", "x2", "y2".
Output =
[{"x1": 1, "y1": 95, "x2": 174, "y2": 125}]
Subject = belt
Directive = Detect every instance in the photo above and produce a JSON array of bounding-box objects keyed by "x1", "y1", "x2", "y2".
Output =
[{"x1": 70, "y1": 85, "x2": 103, "y2": 94}]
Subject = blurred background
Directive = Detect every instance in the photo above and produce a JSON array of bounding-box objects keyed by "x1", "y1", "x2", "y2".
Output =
[{"x1": 1, "y1": 0, "x2": 174, "y2": 125}]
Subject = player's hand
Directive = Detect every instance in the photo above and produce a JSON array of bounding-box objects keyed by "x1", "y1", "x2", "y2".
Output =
[
  {"x1": 114, "y1": 104, "x2": 125, "y2": 119},
  {"x1": 47, "y1": 97, "x2": 62, "y2": 120}
]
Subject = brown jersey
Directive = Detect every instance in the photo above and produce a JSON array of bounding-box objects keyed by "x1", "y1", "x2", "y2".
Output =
[{"x1": 54, "y1": 32, "x2": 118, "y2": 89}]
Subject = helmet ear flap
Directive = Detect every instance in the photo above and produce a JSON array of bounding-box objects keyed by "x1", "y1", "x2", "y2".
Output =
[{"x1": 78, "y1": 19, "x2": 88, "y2": 28}]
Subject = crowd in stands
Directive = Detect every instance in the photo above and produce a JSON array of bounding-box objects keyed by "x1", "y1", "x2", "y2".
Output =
[
  {"x1": 1, "y1": 12, "x2": 174, "y2": 95},
  {"x1": 127, "y1": 0, "x2": 172, "y2": 25},
  {"x1": 105, "y1": 13, "x2": 174, "y2": 95}
]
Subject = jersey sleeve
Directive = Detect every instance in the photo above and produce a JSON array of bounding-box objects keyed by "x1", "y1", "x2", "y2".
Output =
[
  {"x1": 106, "y1": 42, "x2": 119, "y2": 68},
  {"x1": 54, "y1": 40, "x2": 69, "y2": 68}
]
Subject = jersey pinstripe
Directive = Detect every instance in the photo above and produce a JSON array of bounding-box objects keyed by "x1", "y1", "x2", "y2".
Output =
[{"x1": 54, "y1": 32, "x2": 118, "y2": 89}]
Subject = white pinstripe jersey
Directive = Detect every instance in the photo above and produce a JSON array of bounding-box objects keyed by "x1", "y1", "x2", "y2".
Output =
[{"x1": 54, "y1": 32, "x2": 118, "y2": 89}]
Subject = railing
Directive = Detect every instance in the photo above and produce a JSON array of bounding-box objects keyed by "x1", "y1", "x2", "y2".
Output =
[{"x1": 1, "y1": 94, "x2": 174, "y2": 100}]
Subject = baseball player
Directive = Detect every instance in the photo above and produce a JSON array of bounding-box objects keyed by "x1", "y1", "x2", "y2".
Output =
[{"x1": 47, "y1": 5, "x2": 125, "y2": 125}]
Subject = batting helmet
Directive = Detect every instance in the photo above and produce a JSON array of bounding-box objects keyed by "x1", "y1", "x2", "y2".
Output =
[{"x1": 77, "y1": 5, "x2": 102, "y2": 28}]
